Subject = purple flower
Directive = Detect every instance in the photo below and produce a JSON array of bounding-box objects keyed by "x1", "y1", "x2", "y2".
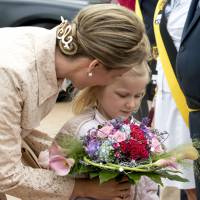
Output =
[
  {"x1": 141, "y1": 117, "x2": 150, "y2": 126},
  {"x1": 110, "y1": 118, "x2": 123, "y2": 129},
  {"x1": 86, "y1": 139, "x2": 101, "y2": 158}
]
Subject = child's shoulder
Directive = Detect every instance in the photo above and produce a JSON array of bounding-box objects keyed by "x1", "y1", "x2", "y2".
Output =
[{"x1": 59, "y1": 108, "x2": 97, "y2": 136}]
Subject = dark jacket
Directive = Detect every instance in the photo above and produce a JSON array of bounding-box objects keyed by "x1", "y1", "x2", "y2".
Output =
[
  {"x1": 176, "y1": 0, "x2": 200, "y2": 139},
  {"x1": 138, "y1": 0, "x2": 158, "y2": 47},
  {"x1": 138, "y1": 0, "x2": 158, "y2": 101}
]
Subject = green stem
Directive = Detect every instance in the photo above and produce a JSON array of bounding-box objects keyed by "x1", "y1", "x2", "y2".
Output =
[
  {"x1": 130, "y1": 163, "x2": 155, "y2": 169},
  {"x1": 83, "y1": 157, "x2": 156, "y2": 172},
  {"x1": 83, "y1": 157, "x2": 116, "y2": 170},
  {"x1": 106, "y1": 163, "x2": 155, "y2": 172}
]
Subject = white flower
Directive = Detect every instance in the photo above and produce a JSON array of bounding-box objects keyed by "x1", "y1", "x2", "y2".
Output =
[{"x1": 119, "y1": 167, "x2": 124, "y2": 172}]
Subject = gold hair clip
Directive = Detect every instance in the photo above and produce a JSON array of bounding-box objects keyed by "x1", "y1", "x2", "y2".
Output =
[
  {"x1": 57, "y1": 16, "x2": 78, "y2": 55},
  {"x1": 57, "y1": 16, "x2": 73, "y2": 50}
]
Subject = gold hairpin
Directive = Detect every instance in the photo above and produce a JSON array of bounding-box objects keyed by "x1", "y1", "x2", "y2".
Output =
[{"x1": 57, "y1": 16, "x2": 73, "y2": 50}]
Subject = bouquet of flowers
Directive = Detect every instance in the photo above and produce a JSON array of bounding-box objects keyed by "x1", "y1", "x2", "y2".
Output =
[{"x1": 39, "y1": 117, "x2": 199, "y2": 185}]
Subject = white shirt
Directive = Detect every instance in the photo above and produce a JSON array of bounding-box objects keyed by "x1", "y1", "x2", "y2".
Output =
[{"x1": 155, "y1": 0, "x2": 195, "y2": 189}]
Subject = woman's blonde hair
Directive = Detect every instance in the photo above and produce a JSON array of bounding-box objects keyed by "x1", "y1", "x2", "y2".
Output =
[
  {"x1": 57, "y1": 4, "x2": 150, "y2": 69},
  {"x1": 72, "y1": 62, "x2": 151, "y2": 114}
]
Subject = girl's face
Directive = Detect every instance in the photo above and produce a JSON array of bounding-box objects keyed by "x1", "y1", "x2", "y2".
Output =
[{"x1": 98, "y1": 73, "x2": 149, "y2": 119}]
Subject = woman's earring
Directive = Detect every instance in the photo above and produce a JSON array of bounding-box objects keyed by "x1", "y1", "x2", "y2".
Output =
[{"x1": 88, "y1": 72, "x2": 93, "y2": 77}]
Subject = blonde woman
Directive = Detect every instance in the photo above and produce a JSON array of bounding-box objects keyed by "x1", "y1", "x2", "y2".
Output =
[
  {"x1": 57, "y1": 62, "x2": 158, "y2": 200},
  {"x1": 0, "y1": 3, "x2": 150, "y2": 200}
]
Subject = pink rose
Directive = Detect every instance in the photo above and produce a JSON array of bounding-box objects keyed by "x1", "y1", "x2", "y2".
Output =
[
  {"x1": 151, "y1": 137, "x2": 163, "y2": 153},
  {"x1": 111, "y1": 130, "x2": 126, "y2": 142},
  {"x1": 97, "y1": 125, "x2": 114, "y2": 138}
]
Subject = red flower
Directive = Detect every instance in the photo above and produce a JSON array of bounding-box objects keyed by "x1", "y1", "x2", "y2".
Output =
[
  {"x1": 114, "y1": 151, "x2": 121, "y2": 158},
  {"x1": 123, "y1": 118, "x2": 130, "y2": 124},
  {"x1": 120, "y1": 141, "x2": 128, "y2": 153},
  {"x1": 113, "y1": 143, "x2": 120, "y2": 149},
  {"x1": 118, "y1": 124, "x2": 149, "y2": 161},
  {"x1": 130, "y1": 124, "x2": 147, "y2": 145},
  {"x1": 128, "y1": 139, "x2": 149, "y2": 160}
]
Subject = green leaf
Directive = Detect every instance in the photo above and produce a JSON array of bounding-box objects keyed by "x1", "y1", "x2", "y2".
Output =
[
  {"x1": 145, "y1": 173, "x2": 163, "y2": 186},
  {"x1": 164, "y1": 169, "x2": 182, "y2": 174},
  {"x1": 56, "y1": 134, "x2": 86, "y2": 161},
  {"x1": 78, "y1": 165, "x2": 91, "y2": 174},
  {"x1": 128, "y1": 177, "x2": 136, "y2": 185},
  {"x1": 89, "y1": 172, "x2": 99, "y2": 179},
  {"x1": 99, "y1": 170, "x2": 119, "y2": 184},
  {"x1": 156, "y1": 171, "x2": 189, "y2": 183},
  {"x1": 127, "y1": 173, "x2": 142, "y2": 184},
  {"x1": 115, "y1": 173, "x2": 124, "y2": 182}
]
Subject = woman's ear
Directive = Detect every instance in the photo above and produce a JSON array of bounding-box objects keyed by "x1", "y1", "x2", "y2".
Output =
[{"x1": 87, "y1": 59, "x2": 103, "y2": 74}]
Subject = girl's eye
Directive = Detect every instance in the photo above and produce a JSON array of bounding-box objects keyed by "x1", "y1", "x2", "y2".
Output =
[
  {"x1": 135, "y1": 93, "x2": 145, "y2": 99},
  {"x1": 135, "y1": 95, "x2": 141, "y2": 98},
  {"x1": 116, "y1": 92, "x2": 127, "y2": 98}
]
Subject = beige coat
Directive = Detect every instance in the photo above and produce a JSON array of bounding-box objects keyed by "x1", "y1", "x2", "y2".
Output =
[{"x1": 0, "y1": 27, "x2": 74, "y2": 200}]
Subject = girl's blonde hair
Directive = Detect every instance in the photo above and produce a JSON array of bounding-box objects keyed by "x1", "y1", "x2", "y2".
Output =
[
  {"x1": 72, "y1": 62, "x2": 151, "y2": 114},
  {"x1": 57, "y1": 4, "x2": 150, "y2": 69}
]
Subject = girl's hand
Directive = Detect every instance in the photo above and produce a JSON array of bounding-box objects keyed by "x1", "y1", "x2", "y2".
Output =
[{"x1": 71, "y1": 177, "x2": 131, "y2": 200}]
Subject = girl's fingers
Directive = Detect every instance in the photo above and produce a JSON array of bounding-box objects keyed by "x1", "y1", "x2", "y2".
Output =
[
  {"x1": 114, "y1": 188, "x2": 131, "y2": 199},
  {"x1": 118, "y1": 177, "x2": 129, "y2": 183},
  {"x1": 118, "y1": 182, "x2": 131, "y2": 190}
]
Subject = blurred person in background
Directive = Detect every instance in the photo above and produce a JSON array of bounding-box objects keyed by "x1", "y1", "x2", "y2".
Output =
[
  {"x1": 154, "y1": 0, "x2": 196, "y2": 200},
  {"x1": 176, "y1": 0, "x2": 200, "y2": 199}
]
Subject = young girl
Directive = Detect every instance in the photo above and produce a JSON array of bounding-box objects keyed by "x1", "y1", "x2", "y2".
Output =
[{"x1": 57, "y1": 62, "x2": 159, "y2": 200}]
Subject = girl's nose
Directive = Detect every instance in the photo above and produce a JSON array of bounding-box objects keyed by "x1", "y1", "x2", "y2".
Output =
[{"x1": 126, "y1": 98, "x2": 138, "y2": 110}]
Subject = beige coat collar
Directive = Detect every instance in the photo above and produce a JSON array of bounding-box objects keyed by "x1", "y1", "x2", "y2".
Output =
[{"x1": 34, "y1": 27, "x2": 62, "y2": 105}]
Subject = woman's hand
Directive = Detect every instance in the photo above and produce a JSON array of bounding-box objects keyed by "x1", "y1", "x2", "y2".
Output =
[{"x1": 71, "y1": 177, "x2": 131, "y2": 200}]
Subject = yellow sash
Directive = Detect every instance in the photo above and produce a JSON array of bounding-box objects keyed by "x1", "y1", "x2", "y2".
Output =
[
  {"x1": 153, "y1": 0, "x2": 190, "y2": 126},
  {"x1": 136, "y1": 0, "x2": 158, "y2": 60},
  {"x1": 135, "y1": 0, "x2": 143, "y2": 20}
]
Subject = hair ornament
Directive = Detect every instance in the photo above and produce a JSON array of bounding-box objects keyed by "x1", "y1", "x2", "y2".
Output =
[{"x1": 56, "y1": 16, "x2": 78, "y2": 55}]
